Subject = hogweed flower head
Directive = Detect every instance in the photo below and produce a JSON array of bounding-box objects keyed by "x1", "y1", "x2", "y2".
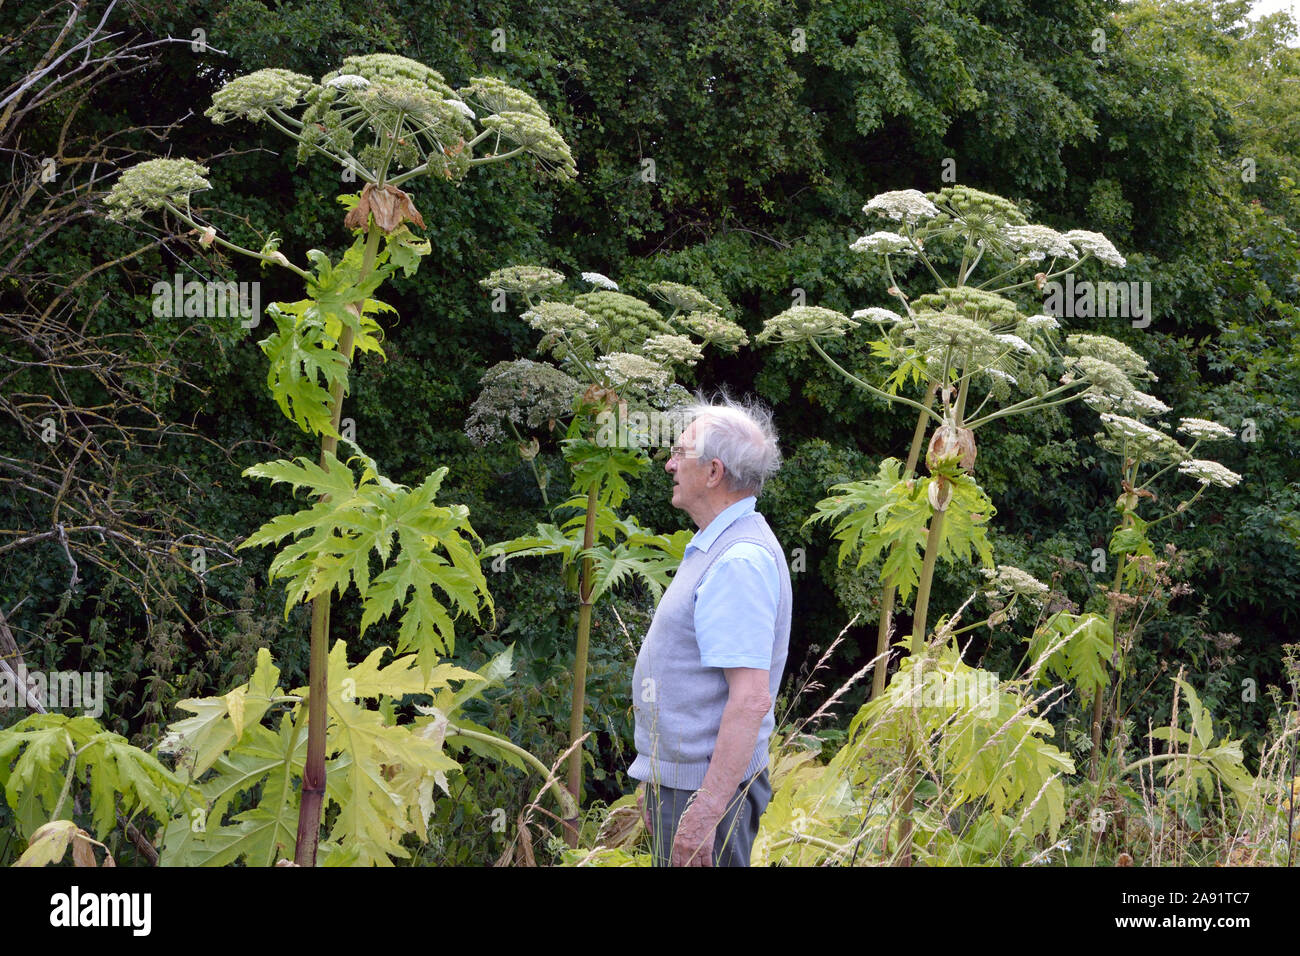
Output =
[
  {"x1": 853, "y1": 307, "x2": 905, "y2": 324},
  {"x1": 1177, "y1": 417, "x2": 1235, "y2": 441},
  {"x1": 1067, "y1": 333, "x2": 1153, "y2": 382},
  {"x1": 1063, "y1": 229, "x2": 1126, "y2": 267},
  {"x1": 850, "y1": 231, "x2": 918, "y2": 255},
  {"x1": 641, "y1": 333, "x2": 704, "y2": 367},
  {"x1": 574, "y1": 291, "x2": 671, "y2": 351},
  {"x1": 646, "y1": 281, "x2": 720, "y2": 313},
  {"x1": 1024, "y1": 314, "x2": 1060, "y2": 330},
  {"x1": 480, "y1": 265, "x2": 565, "y2": 297},
  {"x1": 757, "y1": 306, "x2": 859, "y2": 344},
  {"x1": 1097, "y1": 413, "x2": 1187, "y2": 462},
  {"x1": 207, "y1": 68, "x2": 314, "y2": 124},
  {"x1": 926, "y1": 185, "x2": 1028, "y2": 230},
  {"x1": 465, "y1": 359, "x2": 580, "y2": 445},
  {"x1": 581, "y1": 272, "x2": 619, "y2": 291},
  {"x1": 1001, "y1": 225, "x2": 1078, "y2": 262},
  {"x1": 104, "y1": 158, "x2": 211, "y2": 221},
  {"x1": 863, "y1": 189, "x2": 940, "y2": 224},
  {"x1": 914, "y1": 287, "x2": 1020, "y2": 325},
  {"x1": 596, "y1": 352, "x2": 670, "y2": 390},
  {"x1": 678, "y1": 310, "x2": 748, "y2": 350},
  {"x1": 981, "y1": 565, "x2": 1050, "y2": 604},
  {"x1": 522, "y1": 302, "x2": 600, "y2": 338},
  {"x1": 1177, "y1": 458, "x2": 1242, "y2": 488}
]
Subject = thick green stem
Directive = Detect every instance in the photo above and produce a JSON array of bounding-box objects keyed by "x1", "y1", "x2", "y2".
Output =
[
  {"x1": 293, "y1": 222, "x2": 382, "y2": 867},
  {"x1": 564, "y1": 480, "x2": 601, "y2": 847},
  {"x1": 872, "y1": 382, "x2": 939, "y2": 700}
]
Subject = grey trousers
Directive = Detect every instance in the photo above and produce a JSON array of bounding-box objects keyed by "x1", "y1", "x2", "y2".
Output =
[{"x1": 645, "y1": 768, "x2": 772, "y2": 867}]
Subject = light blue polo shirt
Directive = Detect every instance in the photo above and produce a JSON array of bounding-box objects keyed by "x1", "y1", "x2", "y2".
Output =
[{"x1": 686, "y1": 496, "x2": 781, "y2": 669}]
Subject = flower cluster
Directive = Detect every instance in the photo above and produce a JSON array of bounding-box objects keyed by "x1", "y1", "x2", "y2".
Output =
[
  {"x1": 914, "y1": 287, "x2": 1020, "y2": 325},
  {"x1": 926, "y1": 185, "x2": 1028, "y2": 228},
  {"x1": 573, "y1": 290, "x2": 672, "y2": 352},
  {"x1": 981, "y1": 565, "x2": 1051, "y2": 604},
  {"x1": 1063, "y1": 229, "x2": 1126, "y2": 268},
  {"x1": 1070, "y1": 356, "x2": 1139, "y2": 409},
  {"x1": 1096, "y1": 413, "x2": 1187, "y2": 462},
  {"x1": 850, "y1": 231, "x2": 918, "y2": 255},
  {"x1": 581, "y1": 272, "x2": 619, "y2": 291},
  {"x1": 1177, "y1": 417, "x2": 1235, "y2": 441},
  {"x1": 206, "y1": 68, "x2": 314, "y2": 124},
  {"x1": 479, "y1": 111, "x2": 577, "y2": 180},
  {"x1": 852, "y1": 307, "x2": 905, "y2": 324},
  {"x1": 104, "y1": 159, "x2": 211, "y2": 221},
  {"x1": 646, "y1": 281, "x2": 720, "y2": 313},
  {"x1": 1001, "y1": 225, "x2": 1078, "y2": 262},
  {"x1": 757, "y1": 306, "x2": 859, "y2": 344},
  {"x1": 863, "y1": 189, "x2": 940, "y2": 224},
  {"x1": 480, "y1": 265, "x2": 566, "y2": 297},
  {"x1": 1177, "y1": 458, "x2": 1243, "y2": 488},
  {"x1": 1023, "y1": 314, "x2": 1060, "y2": 331},
  {"x1": 905, "y1": 313, "x2": 1007, "y2": 366},
  {"x1": 459, "y1": 76, "x2": 548, "y2": 119},
  {"x1": 678, "y1": 310, "x2": 748, "y2": 350},
  {"x1": 641, "y1": 333, "x2": 704, "y2": 367},
  {"x1": 465, "y1": 359, "x2": 580, "y2": 446},
  {"x1": 1066, "y1": 334, "x2": 1153, "y2": 382},
  {"x1": 595, "y1": 352, "x2": 670, "y2": 389},
  {"x1": 522, "y1": 302, "x2": 600, "y2": 338},
  {"x1": 995, "y1": 333, "x2": 1035, "y2": 355}
]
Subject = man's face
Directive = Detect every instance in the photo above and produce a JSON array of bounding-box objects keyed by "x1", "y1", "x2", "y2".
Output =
[{"x1": 666, "y1": 421, "x2": 710, "y2": 513}]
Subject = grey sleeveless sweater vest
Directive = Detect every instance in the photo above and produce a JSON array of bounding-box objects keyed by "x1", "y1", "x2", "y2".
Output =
[{"x1": 628, "y1": 510, "x2": 793, "y2": 791}]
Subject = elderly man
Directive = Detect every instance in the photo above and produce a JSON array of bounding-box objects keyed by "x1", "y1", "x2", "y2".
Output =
[{"x1": 629, "y1": 396, "x2": 792, "y2": 867}]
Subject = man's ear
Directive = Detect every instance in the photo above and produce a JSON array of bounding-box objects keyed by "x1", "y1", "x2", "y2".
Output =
[{"x1": 706, "y1": 459, "x2": 726, "y2": 488}]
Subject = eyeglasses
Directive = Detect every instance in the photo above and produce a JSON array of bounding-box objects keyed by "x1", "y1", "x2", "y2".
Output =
[{"x1": 668, "y1": 444, "x2": 695, "y2": 461}]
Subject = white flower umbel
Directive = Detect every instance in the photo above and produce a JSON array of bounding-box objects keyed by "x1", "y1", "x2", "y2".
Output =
[
  {"x1": 853, "y1": 307, "x2": 905, "y2": 324},
  {"x1": 522, "y1": 301, "x2": 600, "y2": 337},
  {"x1": 641, "y1": 333, "x2": 704, "y2": 367},
  {"x1": 1098, "y1": 413, "x2": 1187, "y2": 462},
  {"x1": 1124, "y1": 391, "x2": 1172, "y2": 418},
  {"x1": 595, "y1": 352, "x2": 670, "y2": 389},
  {"x1": 757, "y1": 306, "x2": 859, "y2": 344},
  {"x1": 580, "y1": 271, "x2": 619, "y2": 291},
  {"x1": 980, "y1": 565, "x2": 1050, "y2": 604},
  {"x1": 1024, "y1": 314, "x2": 1060, "y2": 330},
  {"x1": 1063, "y1": 229, "x2": 1126, "y2": 267},
  {"x1": 850, "y1": 231, "x2": 918, "y2": 255},
  {"x1": 1177, "y1": 458, "x2": 1243, "y2": 488},
  {"x1": 986, "y1": 368, "x2": 1018, "y2": 385},
  {"x1": 1067, "y1": 333, "x2": 1153, "y2": 382},
  {"x1": 444, "y1": 98, "x2": 476, "y2": 119},
  {"x1": 995, "y1": 333, "x2": 1035, "y2": 355},
  {"x1": 863, "y1": 189, "x2": 940, "y2": 224},
  {"x1": 1177, "y1": 417, "x2": 1235, "y2": 441},
  {"x1": 328, "y1": 74, "x2": 372, "y2": 89},
  {"x1": 1003, "y1": 224, "x2": 1078, "y2": 262},
  {"x1": 678, "y1": 310, "x2": 748, "y2": 350}
]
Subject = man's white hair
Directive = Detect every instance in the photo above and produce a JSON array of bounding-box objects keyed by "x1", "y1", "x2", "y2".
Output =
[{"x1": 680, "y1": 391, "x2": 782, "y2": 494}]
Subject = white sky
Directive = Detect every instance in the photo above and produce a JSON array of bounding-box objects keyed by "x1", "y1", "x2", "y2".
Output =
[{"x1": 1247, "y1": 0, "x2": 1298, "y2": 18}]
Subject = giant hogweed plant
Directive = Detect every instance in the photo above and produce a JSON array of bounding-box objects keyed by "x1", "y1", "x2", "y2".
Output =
[
  {"x1": 96, "y1": 55, "x2": 579, "y2": 866},
  {"x1": 759, "y1": 185, "x2": 1162, "y2": 863},
  {"x1": 467, "y1": 269, "x2": 747, "y2": 840}
]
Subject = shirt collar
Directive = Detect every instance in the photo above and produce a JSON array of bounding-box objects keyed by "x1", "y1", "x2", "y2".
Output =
[{"x1": 685, "y1": 496, "x2": 757, "y2": 555}]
